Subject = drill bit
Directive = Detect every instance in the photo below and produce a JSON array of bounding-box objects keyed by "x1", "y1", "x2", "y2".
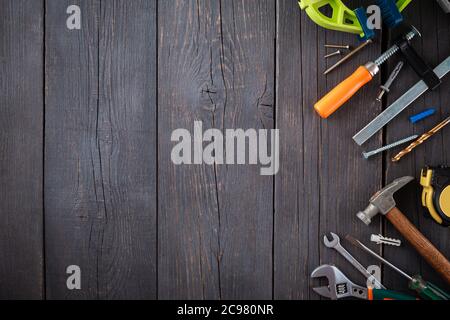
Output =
[{"x1": 392, "y1": 116, "x2": 450, "y2": 162}]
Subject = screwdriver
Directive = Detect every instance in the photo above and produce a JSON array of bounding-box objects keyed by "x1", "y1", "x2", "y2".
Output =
[
  {"x1": 346, "y1": 235, "x2": 450, "y2": 300},
  {"x1": 314, "y1": 27, "x2": 420, "y2": 119}
]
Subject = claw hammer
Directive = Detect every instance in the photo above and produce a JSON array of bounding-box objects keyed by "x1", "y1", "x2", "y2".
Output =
[{"x1": 357, "y1": 176, "x2": 450, "y2": 284}]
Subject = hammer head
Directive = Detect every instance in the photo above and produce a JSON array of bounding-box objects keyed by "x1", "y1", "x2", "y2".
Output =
[{"x1": 357, "y1": 176, "x2": 414, "y2": 225}]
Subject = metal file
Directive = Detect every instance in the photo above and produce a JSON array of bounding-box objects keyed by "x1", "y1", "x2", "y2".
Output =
[{"x1": 353, "y1": 56, "x2": 450, "y2": 146}]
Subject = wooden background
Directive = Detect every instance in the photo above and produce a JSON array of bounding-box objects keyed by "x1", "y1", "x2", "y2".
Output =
[{"x1": 0, "y1": 0, "x2": 449, "y2": 299}]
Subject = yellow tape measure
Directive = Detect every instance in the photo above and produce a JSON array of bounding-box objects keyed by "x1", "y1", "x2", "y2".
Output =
[{"x1": 421, "y1": 166, "x2": 450, "y2": 227}]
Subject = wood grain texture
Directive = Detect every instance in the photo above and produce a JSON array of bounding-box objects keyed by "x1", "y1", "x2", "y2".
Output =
[
  {"x1": 0, "y1": 0, "x2": 44, "y2": 299},
  {"x1": 386, "y1": 207, "x2": 450, "y2": 284},
  {"x1": 1, "y1": 0, "x2": 449, "y2": 300},
  {"x1": 384, "y1": 0, "x2": 450, "y2": 291},
  {"x1": 317, "y1": 60, "x2": 383, "y2": 297},
  {"x1": 275, "y1": 0, "x2": 384, "y2": 299},
  {"x1": 45, "y1": 0, "x2": 157, "y2": 299},
  {"x1": 317, "y1": 7, "x2": 383, "y2": 288},
  {"x1": 274, "y1": 0, "x2": 321, "y2": 300},
  {"x1": 158, "y1": 0, "x2": 275, "y2": 299}
]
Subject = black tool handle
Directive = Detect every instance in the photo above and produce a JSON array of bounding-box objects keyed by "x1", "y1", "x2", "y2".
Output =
[{"x1": 397, "y1": 39, "x2": 442, "y2": 90}]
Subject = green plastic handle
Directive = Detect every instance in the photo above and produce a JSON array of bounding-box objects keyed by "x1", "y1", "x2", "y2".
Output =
[
  {"x1": 410, "y1": 276, "x2": 450, "y2": 301},
  {"x1": 298, "y1": 0, "x2": 413, "y2": 36},
  {"x1": 371, "y1": 289, "x2": 417, "y2": 300}
]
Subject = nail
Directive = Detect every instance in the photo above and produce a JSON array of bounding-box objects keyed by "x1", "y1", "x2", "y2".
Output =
[{"x1": 324, "y1": 50, "x2": 342, "y2": 59}]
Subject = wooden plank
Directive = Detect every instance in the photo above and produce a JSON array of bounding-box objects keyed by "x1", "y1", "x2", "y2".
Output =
[
  {"x1": 317, "y1": 1, "x2": 384, "y2": 297},
  {"x1": 274, "y1": 0, "x2": 321, "y2": 300},
  {"x1": 384, "y1": 0, "x2": 450, "y2": 291},
  {"x1": 0, "y1": 0, "x2": 44, "y2": 299},
  {"x1": 45, "y1": 0, "x2": 157, "y2": 299},
  {"x1": 158, "y1": 0, "x2": 275, "y2": 299},
  {"x1": 275, "y1": 0, "x2": 383, "y2": 299}
]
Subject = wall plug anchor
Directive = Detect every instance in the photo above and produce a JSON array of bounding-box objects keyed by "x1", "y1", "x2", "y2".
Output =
[
  {"x1": 370, "y1": 234, "x2": 401, "y2": 247},
  {"x1": 376, "y1": 61, "x2": 404, "y2": 102}
]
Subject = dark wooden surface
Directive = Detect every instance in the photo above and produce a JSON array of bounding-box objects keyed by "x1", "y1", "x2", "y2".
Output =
[
  {"x1": 384, "y1": 3, "x2": 450, "y2": 291},
  {"x1": 0, "y1": 0, "x2": 44, "y2": 299},
  {"x1": 45, "y1": 0, "x2": 157, "y2": 299},
  {"x1": 0, "y1": 0, "x2": 449, "y2": 299},
  {"x1": 158, "y1": 0, "x2": 275, "y2": 300}
]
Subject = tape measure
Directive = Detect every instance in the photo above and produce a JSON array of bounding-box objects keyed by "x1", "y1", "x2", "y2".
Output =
[{"x1": 420, "y1": 166, "x2": 450, "y2": 227}]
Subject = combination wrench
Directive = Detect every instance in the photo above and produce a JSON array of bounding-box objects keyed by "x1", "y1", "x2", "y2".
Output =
[{"x1": 324, "y1": 232, "x2": 385, "y2": 289}]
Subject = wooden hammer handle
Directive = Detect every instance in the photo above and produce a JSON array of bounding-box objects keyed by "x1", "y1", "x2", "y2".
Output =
[{"x1": 386, "y1": 207, "x2": 450, "y2": 284}]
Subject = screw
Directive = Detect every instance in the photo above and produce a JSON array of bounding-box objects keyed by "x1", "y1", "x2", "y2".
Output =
[
  {"x1": 325, "y1": 44, "x2": 351, "y2": 50},
  {"x1": 362, "y1": 134, "x2": 419, "y2": 159},
  {"x1": 324, "y1": 40, "x2": 373, "y2": 75},
  {"x1": 324, "y1": 50, "x2": 342, "y2": 59}
]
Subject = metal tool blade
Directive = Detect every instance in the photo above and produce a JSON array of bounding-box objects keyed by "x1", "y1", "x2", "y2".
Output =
[
  {"x1": 323, "y1": 233, "x2": 385, "y2": 289},
  {"x1": 353, "y1": 56, "x2": 450, "y2": 146},
  {"x1": 312, "y1": 286, "x2": 333, "y2": 299}
]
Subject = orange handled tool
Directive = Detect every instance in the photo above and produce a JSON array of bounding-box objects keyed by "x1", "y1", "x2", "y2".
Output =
[
  {"x1": 314, "y1": 27, "x2": 420, "y2": 118},
  {"x1": 315, "y1": 63, "x2": 378, "y2": 118},
  {"x1": 315, "y1": 64, "x2": 377, "y2": 118}
]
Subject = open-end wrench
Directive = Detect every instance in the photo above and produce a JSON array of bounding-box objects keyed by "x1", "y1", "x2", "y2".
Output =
[{"x1": 324, "y1": 232, "x2": 385, "y2": 289}]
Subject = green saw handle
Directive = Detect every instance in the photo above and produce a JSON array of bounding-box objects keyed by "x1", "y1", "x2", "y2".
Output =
[{"x1": 369, "y1": 288, "x2": 417, "y2": 300}]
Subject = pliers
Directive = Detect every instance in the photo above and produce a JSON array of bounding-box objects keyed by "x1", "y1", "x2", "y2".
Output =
[{"x1": 311, "y1": 265, "x2": 417, "y2": 300}]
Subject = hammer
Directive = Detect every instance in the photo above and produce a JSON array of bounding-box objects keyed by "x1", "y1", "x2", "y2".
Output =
[{"x1": 357, "y1": 176, "x2": 450, "y2": 284}]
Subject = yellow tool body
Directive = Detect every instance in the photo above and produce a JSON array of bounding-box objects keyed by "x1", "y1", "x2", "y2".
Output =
[{"x1": 421, "y1": 167, "x2": 450, "y2": 227}]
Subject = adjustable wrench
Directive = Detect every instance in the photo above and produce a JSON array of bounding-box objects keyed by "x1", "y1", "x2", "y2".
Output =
[
  {"x1": 311, "y1": 265, "x2": 416, "y2": 300},
  {"x1": 324, "y1": 232, "x2": 385, "y2": 289}
]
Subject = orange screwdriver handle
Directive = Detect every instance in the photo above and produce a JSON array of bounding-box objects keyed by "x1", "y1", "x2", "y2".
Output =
[{"x1": 314, "y1": 65, "x2": 374, "y2": 119}]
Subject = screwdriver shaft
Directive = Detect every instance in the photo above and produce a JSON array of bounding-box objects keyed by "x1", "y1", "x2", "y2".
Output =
[{"x1": 346, "y1": 235, "x2": 413, "y2": 281}]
